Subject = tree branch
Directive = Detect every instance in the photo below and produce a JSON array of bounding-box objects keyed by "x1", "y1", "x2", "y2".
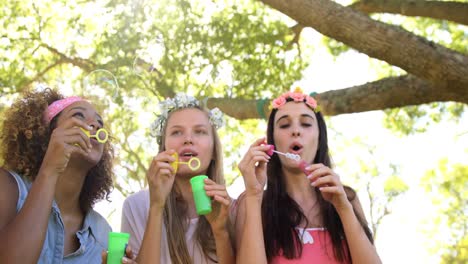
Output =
[
  {"x1": 19, "y1": 60, "x2": 64, "y2": 90},
  {"x1": 366, "y1": 183, "x2": 378, "y2": 239},
  {"x1": 205, "y1": 74, "x2": 467, "y2": 119},
  {"x1": 317, "y1": 74, "x2": 465, "y2": 115},
  {"x1": 350, "y1": 0, "x2": 468, "y2": 26},
  {"x1": 40, "y1": 43, "x2": 96, "y2": 71},
  {"x1": 121, "y1": 135, "x2": 147, "y2": 178},
  {"x1": 288, "y1": 23, "x2": 305, "y2": 50},
  {"x1": 260, "y1": 0, "x2": 468, "y2": 93}
]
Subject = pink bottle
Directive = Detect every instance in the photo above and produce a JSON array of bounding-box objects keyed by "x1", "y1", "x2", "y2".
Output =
[{"x1": 298, "y1": 160, "x2": 309, "y2": 175}]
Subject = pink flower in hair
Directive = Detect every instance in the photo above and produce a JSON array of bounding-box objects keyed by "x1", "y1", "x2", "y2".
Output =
[
  {"x1": 305, "y1": 96, "x2": 317, "y2": 109},
  {"x1": 290, "y1": 92, "x2": 305, "y2": 102},
  {"x1": 271, "y1": 87, "x2": 320, "y2": 112},
  {"x1": 272, "y1": 95, "x2": 287, "y2": 109}
]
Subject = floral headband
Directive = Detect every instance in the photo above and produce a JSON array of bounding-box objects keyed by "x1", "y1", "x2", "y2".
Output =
[
  {"x1": 271, "y1": 87, "x2": 320, "y2": 112},
  {"x1": 150, "y1": 93, "x2": 225, "y2": 143}
]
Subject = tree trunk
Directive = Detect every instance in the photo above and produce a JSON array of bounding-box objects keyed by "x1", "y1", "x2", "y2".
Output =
[
  {"x1": 206, "y1": 74, "x2": 466, "y2": 119},
  {"x1": 350, "y1": 0, "x2": 468, "y2": 26}
]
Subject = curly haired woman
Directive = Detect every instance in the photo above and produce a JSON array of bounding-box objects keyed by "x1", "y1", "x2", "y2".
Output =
[{"x1": 0, "y1": 88, "x2": 119, "y2": 263}]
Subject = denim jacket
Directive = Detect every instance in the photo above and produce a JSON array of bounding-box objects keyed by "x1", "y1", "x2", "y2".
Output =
[{"x1": 9, "y1": 170, "x2": 111, "y2": 264}]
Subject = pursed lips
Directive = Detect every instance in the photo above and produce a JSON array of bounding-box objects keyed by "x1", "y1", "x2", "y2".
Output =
[
  {"x1": 90, "y1": 137, "x2": 100, "y2": 147},
  {"x1": 289, "y1": 141, "x2": 303, "y2": 154}
]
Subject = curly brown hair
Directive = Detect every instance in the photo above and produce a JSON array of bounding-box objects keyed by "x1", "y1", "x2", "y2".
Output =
[{"x1": 0, "y1": 88, "x2": 114, "y2": 213}]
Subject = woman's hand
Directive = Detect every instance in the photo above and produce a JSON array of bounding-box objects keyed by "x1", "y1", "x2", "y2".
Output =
[
  {"x1": 146, "y1": 150, "x2": 177, "y2": 209},
  {"x1": 101, "y1": 245, "x2": 137, "y2": 264},
  {"x1": 237, "y1": 138, "x2": 270, "y2": 198},
  {"x1": 305, "y1": 164, "x2": 350, "y2": 211},
  {"x1": 204, "y1": 178, "x2": 232, "y2": 234},
  {"x1": 40, "y1": 118, "x2": 93, "y2": 176}
]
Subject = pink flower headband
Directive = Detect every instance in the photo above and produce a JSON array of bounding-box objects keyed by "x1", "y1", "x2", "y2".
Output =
[
  {"x1": 45, "y1": 96, "x2": 84, "y2": 123},
  {"x1": 271, "y1": 87, "x2": 320, "y2": 112}
]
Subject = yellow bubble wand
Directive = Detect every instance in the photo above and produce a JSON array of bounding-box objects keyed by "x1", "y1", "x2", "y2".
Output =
[
  {"x1": 80, "y1": 127, "x2": 109, "y2": 143},
  {"x1": 170, "y1": 152, "x2": 201, "y2": 173}
]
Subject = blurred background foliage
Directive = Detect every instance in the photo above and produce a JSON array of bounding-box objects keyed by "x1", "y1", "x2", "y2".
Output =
[
  {"x1": 0, "y1": 0, "x2": 467, "y2": 262},
  {"x1": 1, "y1": 0, "x2": 306, "y2": 194}
]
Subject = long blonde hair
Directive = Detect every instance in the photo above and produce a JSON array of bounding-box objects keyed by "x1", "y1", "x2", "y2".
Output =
[{"x1": 158, "y1": 107, "x2": 231, "y2": 263}]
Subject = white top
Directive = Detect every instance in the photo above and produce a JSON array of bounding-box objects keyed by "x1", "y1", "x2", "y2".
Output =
[{"x1": 121, "y1": 189, "x2": 227, "y2": 263}]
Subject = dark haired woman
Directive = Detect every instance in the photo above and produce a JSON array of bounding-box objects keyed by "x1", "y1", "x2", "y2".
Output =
[{"x1": 236, "y1": 88, "x2": 381, "y2": 263}]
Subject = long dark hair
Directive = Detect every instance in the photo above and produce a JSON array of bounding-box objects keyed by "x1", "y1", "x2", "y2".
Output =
[{"x1": 262, "y1": 103, "x2": 373, "y2": 262}]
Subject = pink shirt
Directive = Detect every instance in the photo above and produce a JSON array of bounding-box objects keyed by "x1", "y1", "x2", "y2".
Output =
[{"x1": 270, "y1": 228, "x2": 350, "y2": 264}]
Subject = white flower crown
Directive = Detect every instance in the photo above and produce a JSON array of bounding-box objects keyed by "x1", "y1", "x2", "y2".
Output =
[{"x1": 150, "y1": 93, "x2": 225, "y2": 143}]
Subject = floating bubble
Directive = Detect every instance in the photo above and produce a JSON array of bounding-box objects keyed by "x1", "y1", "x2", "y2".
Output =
[{"x1": 83, "y1": 69, "x2": 120, "y2": 101}]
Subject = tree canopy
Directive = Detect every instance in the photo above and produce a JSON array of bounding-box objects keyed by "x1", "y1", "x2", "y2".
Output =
[
  {"x1": 2, "y1": 0, "x2": 467, "y2": 118},
  {"x1": 0, "y1": 0, "x2": 467, "y2": 261}
]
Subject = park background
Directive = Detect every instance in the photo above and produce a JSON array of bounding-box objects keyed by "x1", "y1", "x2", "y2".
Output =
[{"x1": 1, "y1": 0, "x2": 467, "y2": 263}]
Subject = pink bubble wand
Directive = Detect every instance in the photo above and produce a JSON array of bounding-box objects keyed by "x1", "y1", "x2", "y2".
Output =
[
  {"x1": 265, "y1": 144, "x2": 301, "y2": 161},
  {"x1": 265, "y1": 144, "x2": 309, "y2": 175}
]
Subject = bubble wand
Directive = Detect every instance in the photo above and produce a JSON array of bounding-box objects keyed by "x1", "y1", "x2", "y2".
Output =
[
  {"x1": 80, "y1": 127, "x2": 109, "y2": 143},
  {"x1": 265, "y1": 144, "x2": 310, "y2": 174},
  {"x1": 170, "y1": 153, "x2": 201, "y2": 173},
  {"x1": 265, "y1": 144, "x2": 301, "y2": 161}
]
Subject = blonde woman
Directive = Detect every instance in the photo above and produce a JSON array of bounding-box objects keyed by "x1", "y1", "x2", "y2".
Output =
[{"x1": 121, "y1": 94, "x2": 235, "y2": 264}]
